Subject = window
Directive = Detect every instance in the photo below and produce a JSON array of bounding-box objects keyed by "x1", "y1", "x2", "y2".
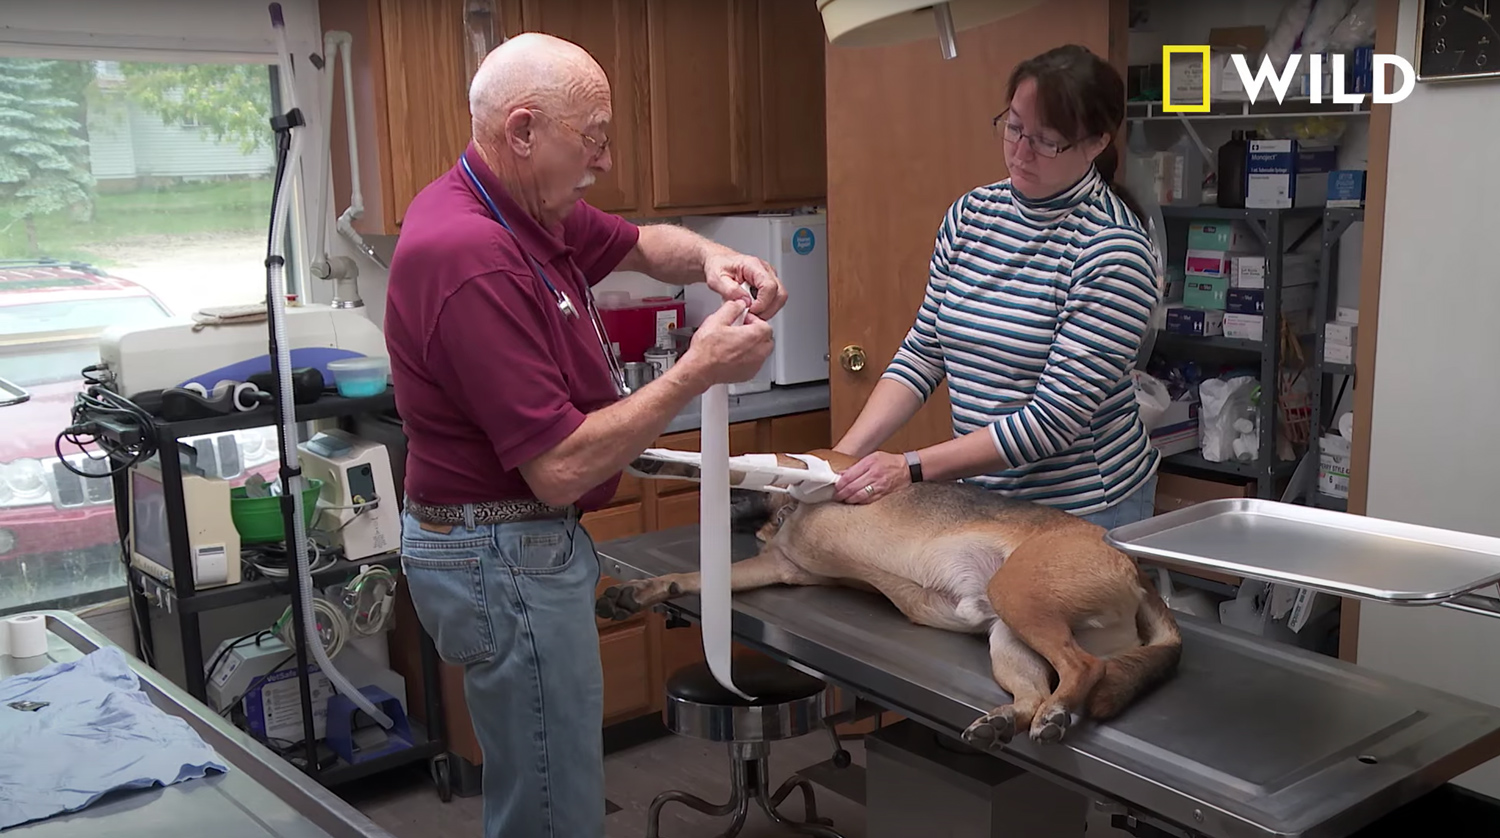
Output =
[{"x1": 0, "y1": 53, "x2": 301, "y2": 613}]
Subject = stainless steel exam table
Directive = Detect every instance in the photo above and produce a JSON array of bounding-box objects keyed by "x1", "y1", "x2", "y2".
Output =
[
  {"x1": 597, "y1": 523, "x2": 1500, "y2": 838},
  {"x1": 0, "y1": 611, "x2": 395, "y2": 838}
]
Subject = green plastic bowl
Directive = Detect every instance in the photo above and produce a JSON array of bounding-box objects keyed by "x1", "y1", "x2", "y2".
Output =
[{"x1": 230, "y1": 478, "x2": 324, "y2": 544}]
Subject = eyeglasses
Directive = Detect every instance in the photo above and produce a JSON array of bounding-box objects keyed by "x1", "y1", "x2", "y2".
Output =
[
  {"x1": 992, "y1": 109, "x2": 1076, "y2": 159},
  {"x1": 532, "y1": 108, "x2": 611, "y2": 159}
]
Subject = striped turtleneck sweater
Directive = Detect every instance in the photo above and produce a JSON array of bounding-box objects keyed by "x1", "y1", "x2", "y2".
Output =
[{"x1": 883, "y1": 166, "x2": 1161, "y2": 515}]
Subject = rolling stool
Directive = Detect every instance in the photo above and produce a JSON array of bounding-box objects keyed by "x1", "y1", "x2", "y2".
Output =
[{"x1": 647, "y1": 656, "x2": 847, "y2": 838}]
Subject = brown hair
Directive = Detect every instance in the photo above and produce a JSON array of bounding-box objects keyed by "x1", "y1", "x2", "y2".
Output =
[{"x1": 1006, "y1": 44, "x2": 1142, "y2": 220}]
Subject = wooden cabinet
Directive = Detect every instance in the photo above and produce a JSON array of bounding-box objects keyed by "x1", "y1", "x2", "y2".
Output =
[
  {"x1": 388, "y1": 408, "x2": 831, "y2": 769},
  {"x1": 321, "y1": 0, "x2": 473, "y2": 233},
  {"x1": 754, "y1": 0, "x2": 827, "y2": 204},
  {"x1": 644, "y1": 0, "x2": 757, "y2": 209},
  {"x1": 321, "y1": 0, "x2": 829, "y2": 232},
  {"x1": 516, "y1": 0, "x2": 649, "y2": 214}
]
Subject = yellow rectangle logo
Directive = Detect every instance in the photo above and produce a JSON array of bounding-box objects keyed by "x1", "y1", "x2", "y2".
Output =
[{"x1": 1161, "y1": 45, "x2": 1211, "y2": 113}]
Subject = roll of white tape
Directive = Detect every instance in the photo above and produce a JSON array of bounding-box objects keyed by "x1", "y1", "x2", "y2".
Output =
[
  {"x1": 232, "y1": 381, "x2": 259, "y2": 412},
  {"x1": 0, "y1": 617, "x2": 10, "y2": 657},
  {"x1": 7, "y1": 614, "x2": 47, "y2": 658},
  {"x1": 1337, "y1": 412, "x2": 1354, "y2": 439}
]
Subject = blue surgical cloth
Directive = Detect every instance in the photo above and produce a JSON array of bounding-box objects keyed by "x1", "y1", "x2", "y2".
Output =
[{"x1": 0, "y1": 646, "x2": 228, "y2": 830}]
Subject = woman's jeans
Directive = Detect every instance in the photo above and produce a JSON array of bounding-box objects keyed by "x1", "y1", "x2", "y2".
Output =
[
  {"x1": 399, "y1": 507, "x2": 603, "y2": 838},
  {"x1": 1078, "y1": 471, "x2": 1159, "y2": 531}
]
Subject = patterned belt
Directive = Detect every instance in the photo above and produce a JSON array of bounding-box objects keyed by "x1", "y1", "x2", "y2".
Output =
[{"x1": 405, "y1": 498, "x2": 573, "y2": 525}]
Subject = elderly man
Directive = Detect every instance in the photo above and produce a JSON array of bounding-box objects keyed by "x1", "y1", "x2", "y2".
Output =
[{"x1": 382, "y1": 32, "x2": 784, "y2": 838}]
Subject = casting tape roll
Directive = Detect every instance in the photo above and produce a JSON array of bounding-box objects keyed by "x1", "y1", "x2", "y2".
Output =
[
  {"x1": 699, "y1": 292, "x2": 756, "y2": 701},
  {"x1": 7, "y1": 614, "x2": 47, "y2": 658},
  {"x1": 212, "y1": 380, "x2": 261, "y2": 412}
]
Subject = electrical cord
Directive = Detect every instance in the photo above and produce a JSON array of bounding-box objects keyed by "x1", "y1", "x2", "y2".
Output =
[
  {"x1": 242, "y1": 539, "x2": 336, "y2": 580},
  {"x1": 273, "y1": 597, "x2": 348, "y2": 660},
  {"x1": 54, "y1": 380, "x2": 160, "y2": 478},
  {"x1": 218, "y1": 651, "x2": 297, "y2": 720},
  {"x1": 341, "y1": 564, "x2": 397, "y2": 637},
  {"x1": 205, "y1": 629, "x2": 275, "y2": 688}
]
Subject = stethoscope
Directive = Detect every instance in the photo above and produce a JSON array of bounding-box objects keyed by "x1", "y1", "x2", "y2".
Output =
[{"x1": 460, "y1": 153, "x2": 631, "y2": 396}]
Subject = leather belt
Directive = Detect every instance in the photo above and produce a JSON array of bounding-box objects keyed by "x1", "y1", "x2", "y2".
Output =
[{"x1": 405, "y1": 498, "x2": 573, "y2": 526}]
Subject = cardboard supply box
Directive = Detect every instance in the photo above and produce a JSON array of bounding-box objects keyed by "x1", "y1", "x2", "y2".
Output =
[
  {"x1": 1318, "y1": 433, "x2": 1352, "y2": 499},
  {"x1": 1327, "y1": 170, "x2": 1367, "y2": 207},
  {"x1": 1188, "y1": 220, "x2": 1258, "y2": 253},
  {"x1": 1165, "y1": 305, "x2": 1225, "y2": 337},
  {"x1": 1336, "y1": 306, "x2": 1359, "y2": 326},
  {"x1": 1247, "y1": 139, "x2": 1296, "y2": 208},
  {"x1": 1325, "y1": 340, "x2": 1353, "y2": 365},
  {"x1": 1226, "y1": 283, "x2": 1316, "y2": 316},
  {"x1": 1185, "y1": 249, "x2": 1232, "y2": 278},
  {"x1": 1150, "y1": 398, "x2": 1200, "y2": 457},
  {"x1": 1154, "y1": 471, "x2": 1255, "y2": 516},
  {"x1": 1246, "y1": 138, "x2": 1340, "y2": 209},
  {"x1": 1230, "y1": 253, "x2": 1317, "y2": 289},
  {"x1": 1166, "y1": 26, "x2": 1268, "y2": 106},
  {"x1": 1184, "y1": 276, "x2": 1229, "y2": 310},
  {"x1": 1295, "y1": 145, "x2": 1338, "y2": 208},
  {"x1": 1223, "y1": 312, "x2": 1264, "y2": 341},
  {"x1": 1326, "y1": 322, "x2": 1357, "y2": 347}
]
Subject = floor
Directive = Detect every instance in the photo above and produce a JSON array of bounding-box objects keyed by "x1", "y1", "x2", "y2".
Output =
[{"x1": 340, "y1": 731, "x2": 871, "y2": 838}]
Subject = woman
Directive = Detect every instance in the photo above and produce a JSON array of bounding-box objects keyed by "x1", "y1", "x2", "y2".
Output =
[{"x1": 832, "y1": 44, "x2": 1162, "y2": 531}]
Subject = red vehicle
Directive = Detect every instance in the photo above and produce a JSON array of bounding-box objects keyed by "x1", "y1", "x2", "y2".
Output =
[{"x1": 0, "y1": 260, "x2": 277, "y2": 609}]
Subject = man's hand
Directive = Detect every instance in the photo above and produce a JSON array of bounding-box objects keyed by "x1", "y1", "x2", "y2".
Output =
[
  {"x1": 680, "y1": 298, "x2": 774, "y2": 385},
  {"x1": 832, "y1": 451, "x2": 911, "y2": 504},
  {"x1": 620, "y1": 224, "x2": 788, "y2": 318},
  {"x1": 704, "y1": 251, "x2": 787, "y2": 319}
]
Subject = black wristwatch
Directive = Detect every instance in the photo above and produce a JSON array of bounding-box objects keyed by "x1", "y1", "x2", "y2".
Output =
[{"x1": 904, "y1": 451, "x2": 923, "y2": 483}]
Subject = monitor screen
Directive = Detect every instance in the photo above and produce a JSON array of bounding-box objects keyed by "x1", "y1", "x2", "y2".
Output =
[{"x1": 131, "y1": 469, "x2": 170, "y2": 567}]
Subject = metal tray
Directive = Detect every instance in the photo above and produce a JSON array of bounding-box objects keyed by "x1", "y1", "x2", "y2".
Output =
[
  {"x1": 2, "y1": 611, "x2": 395, "y2": 838},
  {"x1": 1105, "y1": 498, "x2": 1500, "y2": 607}
]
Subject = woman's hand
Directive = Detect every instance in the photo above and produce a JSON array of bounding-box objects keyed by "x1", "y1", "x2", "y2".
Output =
[{"x1": 833, "y1": 451, "x2": 910, "y2": 504}]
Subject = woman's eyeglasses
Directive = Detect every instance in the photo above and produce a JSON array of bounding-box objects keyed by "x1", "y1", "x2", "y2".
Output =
[{"x1": 992, "y1": 109, "x2": 1076, "y2": 159}]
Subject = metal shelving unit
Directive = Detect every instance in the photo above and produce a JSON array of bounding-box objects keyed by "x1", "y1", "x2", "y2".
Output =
[
  {"x1": 1153, "y1": 205, "x2": 1329, "y2": 499},
  {"x1": 1305, "y1": 207, "x2": 1364, "y2": 513},
  {"x1": 112, "y1": 387, "x2": 451, "y2": 799}
]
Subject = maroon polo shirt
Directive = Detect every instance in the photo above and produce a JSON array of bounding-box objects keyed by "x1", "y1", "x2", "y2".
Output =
[{"x1": 384, "y1": 142, "x2": 640, "y2": 511}]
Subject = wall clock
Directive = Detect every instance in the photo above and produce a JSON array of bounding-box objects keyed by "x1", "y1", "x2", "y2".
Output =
[{"x1": 1418, "y1": 0, "x2": 1500, "y2": 81}]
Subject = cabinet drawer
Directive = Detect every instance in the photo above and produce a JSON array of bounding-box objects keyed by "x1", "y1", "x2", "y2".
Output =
[
  {"x1": 582, "y1": 502, "x2": 645, "y2": 543},
  {"x1": 600, "y1": 621, "x2": 655, "y2": 724},
  {"x1": 769, "y1": 410, "x2": 831, "y2": 453},
  {"x1": 655, "y1": 490, "x2": 700, "y2": 530},
  {"x1": 613, "y1": 471, "x2": 642, "y2": 503}
]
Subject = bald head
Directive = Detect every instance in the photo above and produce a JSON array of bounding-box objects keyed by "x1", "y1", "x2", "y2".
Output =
[
  {"x1": 466, "y1": 32, "x2": 615, "y2": 229},
  {"x1": 469, "y1": 32, "x2": 610, "y2": 138}
]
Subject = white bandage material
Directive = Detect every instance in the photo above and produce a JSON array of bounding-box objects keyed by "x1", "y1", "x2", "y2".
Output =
[
  {"x1": 7, "y1": 614, "x2": 47, "y2": 658},
  {"x1": 700, "y1": 383, "x2": 752, "y2": 700},
  {"x1": 785, "y1": 454, "x2": 838, "y2": 503},
  {"x1": 0, "y1": 617, "x2": 9, "y2": 657}
]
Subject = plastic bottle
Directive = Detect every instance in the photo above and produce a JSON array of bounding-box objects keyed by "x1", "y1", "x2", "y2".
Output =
[{"x1": 1217, "y1": 130, "x2": 1249, "y2": 208}]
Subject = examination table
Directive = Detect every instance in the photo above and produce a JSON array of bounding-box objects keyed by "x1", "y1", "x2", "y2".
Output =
[
  {"x1": 597, "y1": 525, "x2": 1500, "y2": 838},
  {"x1": 0, "y1": 611, "x2": 394, "y2": 838}
]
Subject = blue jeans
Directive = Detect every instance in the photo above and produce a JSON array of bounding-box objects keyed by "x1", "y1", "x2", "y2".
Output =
[
  {"x1": 1078, "y1": 471, "x2": 1159, "y2": 531},
  {"x1": 399, "y1": 507, "x2": 603, "y2": 838}
]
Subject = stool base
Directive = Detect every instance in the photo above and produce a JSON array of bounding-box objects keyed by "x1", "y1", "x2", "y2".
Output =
[{"x1": 646, "y1": 742, "x2": 845, "y2": 838}]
